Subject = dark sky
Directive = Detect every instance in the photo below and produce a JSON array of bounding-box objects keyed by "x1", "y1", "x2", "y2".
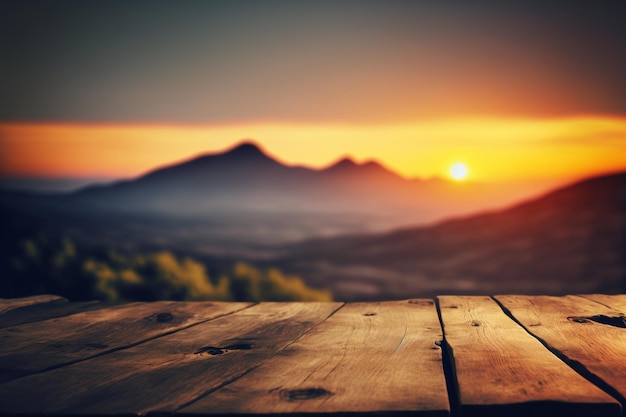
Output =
[{"x1": 1, "y1": 0, "x2": 625, "y2": 123}]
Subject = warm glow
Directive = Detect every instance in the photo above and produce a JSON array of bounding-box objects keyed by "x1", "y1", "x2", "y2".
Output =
[
  {"x1": 450, "y1": 163, "x2": 469, "y2": 181},
  {"x1": 1, "y1": 116, "x2": 625, "y2": 183}
]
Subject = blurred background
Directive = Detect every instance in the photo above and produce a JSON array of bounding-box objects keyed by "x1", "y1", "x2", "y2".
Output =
[{"x1": 1, "y1": 1, "x2": 625, "y2": 301}]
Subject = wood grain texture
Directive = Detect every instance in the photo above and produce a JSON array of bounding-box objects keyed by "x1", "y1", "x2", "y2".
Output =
[
  {"x1": 0, "y1": 294, "x2": 66, "y2": 314},
  {"x1": 0, "y1": 301, "x2": 250, "y2": 383},
  {"x1": 180, "y1": 299, "x2": 449, "y2": 416},
  {"x1": 496, "y1": 295, "x2": 626, "y2": 406},
  {"x1": 581, "y1": 293, "x2": 626, "y2": 311},
  {"x1": 439, "y1": 296, "x2": 620, "y2": 417},
  {"x1": 0, "y1": 300, "x2": 102, "y2": 329},
  {"x1": 0, "y1": 302, "x2": 341, "y2": 416}
]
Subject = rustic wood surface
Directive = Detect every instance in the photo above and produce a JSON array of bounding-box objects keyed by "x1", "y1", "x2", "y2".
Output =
[
  {"x1": 496, "y1": 295, "x2": 626, "y2": 407},
  {"x1": 582, "y1": 293, "x2": 626, "y2": 311},
  {"x1": 180, "y1": 299, "x2": 449, "y2": 416},
  {"x1": 0, "y1": 301, "x2": 250, "y2": 383},
  {"x1": 438, "y1": 295, "x2": 620, "y2": 417},
  {"x1": 0, "y1": 295, "x2": 624, "y2": 417},
  {"x1": 0, "y1": 294, "x2": 66, "y2": 314},
  {"x1": 0, "y1": 300, "x2": 102, "y2": 329},
  {"x1": 0, "y1": 302, "x2": 341, "y2": 415}
]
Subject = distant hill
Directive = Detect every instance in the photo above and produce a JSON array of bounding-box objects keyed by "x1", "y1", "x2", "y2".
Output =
[
  {"x1": 279, "y1": 172, "x2": 626, "y2": 300},
  {"x1": 1, "y1": 145, "x2": 623, "y2": 301},
  {"x1": 64, "y1": 141, "x2": 540, "y2": 230}
]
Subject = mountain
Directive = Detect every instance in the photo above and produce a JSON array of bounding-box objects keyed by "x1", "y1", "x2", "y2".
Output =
[
  {"x1": 1, "y1": 144, "x2": 623, "y2": 301},
  {"x1": 70, "y1": 141, "x2": 419, "y2": 217},
  {"x1": 277, "y1": 172, "x2": 626, "y2": 300},
  {"x1": 0, "y1": 141, "x2": 573, "y2": 253},
  {"x1": 66, "y1": 141, "x2": 543, "y2": 230}
]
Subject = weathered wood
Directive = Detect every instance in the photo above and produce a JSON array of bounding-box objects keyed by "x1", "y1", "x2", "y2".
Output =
[
  {"x1": 581, "y1": 293, "x2": 626, "y2": 312},
  {"x1": 0, "y1": 301, "x2": 251, "y2": 383},
  {"x1": 0, "y1": 296, "x2": 623, "y2": 417},
  {"x1": 0, "y1": 294, "x2": 66, "y2": 314},
  {"x1": 0, "y1": 300, "x2": 102, "y2": 329},
  {"x1": 180, "y1": 299, "x2": 449, "y2": 416},
  {"x1": 439, "y1": 295, "x2": 620, "y2": 417},
  {"x1": 496, "y1": 295, "x2": 626, "y2": 406},
  {"x1": 0, "y1": 302, "x2": 341, "y2": 416}
]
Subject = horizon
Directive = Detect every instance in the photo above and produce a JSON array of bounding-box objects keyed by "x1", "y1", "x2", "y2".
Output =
[
  {"x1": 1, "y1": 2, "x2": 626, "y2": 193},
  {"x1": 2, "y1": 118, "x2": 626, "y2": 192},
  {"x1": 2, "y1": 1, "x2": 626, "y2": 328},
  {"x1": 1, "y1": 136, "x2": 619, "y2": 198}
]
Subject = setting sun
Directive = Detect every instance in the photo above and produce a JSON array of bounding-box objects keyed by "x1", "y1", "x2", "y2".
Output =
[{"x1": 450, "y1": 163, "x2": 469, "y2": 181}]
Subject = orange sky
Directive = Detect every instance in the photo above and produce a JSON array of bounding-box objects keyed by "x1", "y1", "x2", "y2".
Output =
[
  {"x1": 1, "y1": 116, "x2": 626, "y2": 185},
  {"x1": 2, "y1": 3, "x2": 625, "y2": 192}
]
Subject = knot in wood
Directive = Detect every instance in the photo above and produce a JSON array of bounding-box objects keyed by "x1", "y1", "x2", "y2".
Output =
[
  {"x1": 568, "y1": 317, "x2": 591, "y2": 324},
  {"x1": 144, "y1": 312, "x2": 174, "y2": 323},
  {"x1": 225, "y1": 342, "x2": 253, "y2": 350},
  {"x1": 281, "y1": 388, "x2": 332, "y2": 401},
  {"x1": 195, "y1": 346, "x2": 225, "y2": 355},
  {"x1": 194, "y1": 341, "x2": 253, "y2": 355},
  {"x1": 155, "y1": 312, "x2": 174, "y2": 322}
]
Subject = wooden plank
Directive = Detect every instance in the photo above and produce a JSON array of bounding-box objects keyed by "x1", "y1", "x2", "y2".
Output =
[
  {"x1": 439, "y1": 296, "x2": 620, "y2": 417},
  {"x1": 0, "y1": 294, "x2": 66, "y2": 314},
  {"x1": 581, "y1": 293, "x2": 626, "y2": 312},
  {"x1": 496, "y1": 295, "x2": 626, "y2": 407},
  {"x1": 0, "y1": 301, "x2": 251, "y2": 383},
  {"x1": 0, "y1": 302, "x2": 341, "y2": 416},
  {"x1": 180, "y1": 299, "x2": 449, "y2": 416},
  {"x1": 0, "y1": 300, "x2": 103, "y2": 329}
]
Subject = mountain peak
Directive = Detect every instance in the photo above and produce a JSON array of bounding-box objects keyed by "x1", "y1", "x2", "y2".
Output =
[
  {"x1": 325, "y1": 157, "x2": 403, "y2": 181},
  {"x1": 361, "y1": 160, "x2": 398, "y2": 176},
  {"x1": 328, "y1": 157, "x2": 358, "y2": 170},
  {"x1": 362, "y1": 160, "x2": 383, "y2": 170},
  {"x1": 337, "y1": 157, "x2": 357, "y2": 166},
  {"x1": 226, "y1": 141, "x2": 266, "y2": 157}
]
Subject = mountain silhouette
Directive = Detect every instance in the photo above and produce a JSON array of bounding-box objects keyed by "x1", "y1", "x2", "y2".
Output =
[
  {"x1": 143, "y1": 141, "x2": 282, "y2": 178},
  {"x1": 1, "y1": 146, "x2": 623, "y2": 301},
  {"x1": 280, "y1": 171, "x2": 626, "y2": 300},
  {"x1": 68, "y1": 140, "x2": 534, "y2": 227}
]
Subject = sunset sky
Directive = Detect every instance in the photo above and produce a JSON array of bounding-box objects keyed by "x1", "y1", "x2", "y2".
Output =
[{"x1": 1, "y1": 1, "x2": 625, "y2": 190}]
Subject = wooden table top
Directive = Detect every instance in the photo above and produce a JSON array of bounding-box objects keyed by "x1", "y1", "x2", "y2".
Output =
[{"x1": 0, "y1": 294, "x2": 624, "y2": 417}]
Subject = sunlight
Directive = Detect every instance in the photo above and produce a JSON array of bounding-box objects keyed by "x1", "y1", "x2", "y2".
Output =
[
  {"x1": 1, "y1": 116, "x2": 626, "y2": 181},
  {"x1": 450, "y1": 162, "x2": 469, "y2": 181}
]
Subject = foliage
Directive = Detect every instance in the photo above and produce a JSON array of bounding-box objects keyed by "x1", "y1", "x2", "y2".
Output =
[
  {"x1": 231, "y1": 262, "x2": 332, "y2": 302},
  {"x1": 0, "y1": 235, "x2": 332, "y2": 302}
]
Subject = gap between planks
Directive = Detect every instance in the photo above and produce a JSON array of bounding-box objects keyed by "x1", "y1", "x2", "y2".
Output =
[
  {"x1": 494, "y1": 294, "x2": 626, "y2": 413},
  {"x1": 0, "y1": 296, "x2": 624, "y2": 417},
  {"x1": 0, "y1": 302, "x2": 343, "y2": 415},
  {"x1": 171, "y1": 302, "x2": 348, "y2": 415},
  {"x1": 439, "y1": 295, "x2": 620, "y2": 417},
  {"x1": 177, "y1": 300, "x2": 449, "y2": 417},
  {"x1": 0, "y1": 301, "x2": 255, "y2": 383}
]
